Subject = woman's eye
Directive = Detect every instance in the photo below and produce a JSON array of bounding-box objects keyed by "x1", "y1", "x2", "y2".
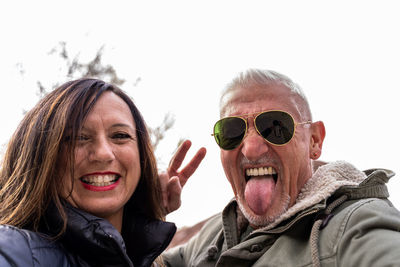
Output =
[
  {"x1": 76, "y1": 135, "x2": 89, "y2": 141},
  {"x1": 112, "y1": 133, "x2": 132, "y2": 139},
  {"x1": 64, "y1": 134, "x2": 89, "y2": 143}
]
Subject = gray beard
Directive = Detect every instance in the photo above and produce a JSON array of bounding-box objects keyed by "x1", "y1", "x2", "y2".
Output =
[{"x1": 236, "y1": 194, "x2": 290, "y2": 228}]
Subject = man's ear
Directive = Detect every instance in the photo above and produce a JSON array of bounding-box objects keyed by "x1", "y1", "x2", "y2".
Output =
[{"x1": 309, "y1": 121, "x2": 326, "y2": 159}]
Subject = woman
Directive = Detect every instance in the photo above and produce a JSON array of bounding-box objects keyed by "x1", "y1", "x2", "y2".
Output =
[{"x1": 0, "y1": 78, "x2": 205, "y2": 266}]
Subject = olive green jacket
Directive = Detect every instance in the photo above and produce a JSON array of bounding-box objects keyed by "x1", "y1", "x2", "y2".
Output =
[{"x1": 163, "y1": 161, "x2": 400, "y2": 266}]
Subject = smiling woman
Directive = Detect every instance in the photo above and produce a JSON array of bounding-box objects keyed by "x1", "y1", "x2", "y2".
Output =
[
  {"x1": 0, "y1": 78, "x2": 207, "y2": 267},
  {"x1": 60, "y1": 91, "x2": 142, "y2": 232}
]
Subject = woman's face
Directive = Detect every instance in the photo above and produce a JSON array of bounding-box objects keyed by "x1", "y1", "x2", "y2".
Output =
[{"x1": 61, "y1": 91, "x2": 141, "y2": 230}]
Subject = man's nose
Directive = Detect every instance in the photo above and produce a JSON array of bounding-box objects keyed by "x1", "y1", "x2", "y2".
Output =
[
  {"x1": 89, "y1": 138, "x2": 115, "y2": 162},
  {"x1": 240, "y1": 126, "x2": 269, "y2": 161}
]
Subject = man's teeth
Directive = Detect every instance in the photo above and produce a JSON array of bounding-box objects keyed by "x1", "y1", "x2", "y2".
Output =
[
  {"x1": 81, "y1": 175, "x2": 119, "y2": 186},
  {"x1": 246, "y1": 167, "x2": 277, "y2": 177}
]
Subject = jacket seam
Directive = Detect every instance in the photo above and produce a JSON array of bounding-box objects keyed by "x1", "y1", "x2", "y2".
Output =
[{"x1": 332, "y1": 198, "x2": 377, "y2": 263}]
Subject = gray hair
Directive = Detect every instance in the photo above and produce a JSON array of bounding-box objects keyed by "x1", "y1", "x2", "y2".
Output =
[{"x1": 220, "y1": 69, "x2": 312, "y2": 120}]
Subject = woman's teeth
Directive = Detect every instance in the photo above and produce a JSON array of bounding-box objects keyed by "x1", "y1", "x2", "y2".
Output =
[{"x1": 80, "y1": 174, "x2": 119, "y2": 186}]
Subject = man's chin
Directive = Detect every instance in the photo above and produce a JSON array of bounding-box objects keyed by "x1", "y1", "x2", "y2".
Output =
[{"x1": 236, "y1": 195, "x2": 290, "y2": 229}]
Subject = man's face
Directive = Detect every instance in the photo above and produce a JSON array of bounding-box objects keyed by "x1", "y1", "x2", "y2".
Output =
[{"x1": 220, "y1": 84, "x2": 323, "y2": 227}]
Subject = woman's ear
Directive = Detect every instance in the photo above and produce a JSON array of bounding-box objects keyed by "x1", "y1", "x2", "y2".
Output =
[{"x1": 309, "y1": 121, "x2": 326, "y2": 159}]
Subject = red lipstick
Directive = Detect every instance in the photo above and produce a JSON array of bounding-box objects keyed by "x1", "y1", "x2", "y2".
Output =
[
  {"x1": 81, "y1": 179, "x2": 120, "y2": 191},
  {"x1": 80, "y1": 172, "x2": 120, "y2": 192}
]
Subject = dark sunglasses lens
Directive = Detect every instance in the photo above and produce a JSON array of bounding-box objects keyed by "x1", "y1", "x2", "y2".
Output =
[
  {"x1": 214, "y1": 117, "x2": 246, "y2": 150},
  {"x1": 255, "y1": 111, "x2": 295, "y2": 145}
]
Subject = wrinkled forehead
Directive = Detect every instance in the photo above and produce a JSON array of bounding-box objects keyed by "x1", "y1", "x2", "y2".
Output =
[{"x1": 220, "y1": 84, "x2": 303, "y2": 119}]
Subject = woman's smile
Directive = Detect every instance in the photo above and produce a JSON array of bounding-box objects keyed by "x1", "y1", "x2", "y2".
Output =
[{"x1": 80, "y1": 172, "x2": 121, "y2": 191}]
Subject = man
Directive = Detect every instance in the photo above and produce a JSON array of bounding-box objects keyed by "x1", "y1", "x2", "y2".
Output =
[{"x1": 163, "y1": 69, "x2": 400, "y2": 266}]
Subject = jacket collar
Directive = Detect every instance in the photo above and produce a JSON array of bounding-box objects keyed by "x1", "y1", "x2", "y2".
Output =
[
  {"x1": 225, "y1": 161, "x2": 393, "y2": 236},
  {"x1": 262, "y1": 161, "x2": 367, "y2": 230},
  {"x1": 42, "y1": 202, "x2": 176, "y2": 267}
]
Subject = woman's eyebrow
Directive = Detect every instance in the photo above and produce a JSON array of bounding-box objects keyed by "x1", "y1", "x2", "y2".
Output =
[
  {"x1": 80, "y1": 123, "x2": 135, "y2": 131},
  {"x1": 110, "y1": 123, "x2": 135, "y2": 130}
]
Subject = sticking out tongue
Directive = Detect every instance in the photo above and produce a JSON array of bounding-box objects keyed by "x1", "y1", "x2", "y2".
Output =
[{"x1": 244, "y1": 176, "x2": 275, "y2": 215}]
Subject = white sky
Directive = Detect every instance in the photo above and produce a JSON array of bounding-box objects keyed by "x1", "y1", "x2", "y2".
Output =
[{"x1": 1, "y1": 0, "x2": 399, "y2": 228}]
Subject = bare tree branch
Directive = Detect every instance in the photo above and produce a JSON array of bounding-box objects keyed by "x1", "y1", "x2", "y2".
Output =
[
  {"x1": 21, "y1": 41, "x2": 174, "y2": 150},
  {"x1": 149, "y1": 113, "x2": 176, "y2": 150}
]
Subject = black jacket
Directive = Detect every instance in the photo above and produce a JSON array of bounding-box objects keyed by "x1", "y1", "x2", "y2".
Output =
[{"x1": 0, "y1": 203, "x2": 176, "y2": 267}]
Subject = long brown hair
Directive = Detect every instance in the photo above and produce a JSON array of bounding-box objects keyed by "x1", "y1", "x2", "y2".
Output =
[{"x1": 0, "y1": 78, "x2": 163, "y2": 234}]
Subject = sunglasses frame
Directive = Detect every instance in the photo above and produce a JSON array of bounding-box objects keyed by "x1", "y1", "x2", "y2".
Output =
[{"x1": 212, "y1": 110, "x2": 312, "y2": 150}]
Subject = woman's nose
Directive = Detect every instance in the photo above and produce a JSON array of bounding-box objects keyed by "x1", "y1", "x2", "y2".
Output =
[{"x1": 88, "y1": 138, "x2": 115, "y2": 162}]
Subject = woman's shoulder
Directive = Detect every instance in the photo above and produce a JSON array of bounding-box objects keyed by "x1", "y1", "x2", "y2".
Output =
[{"x1": 0, "y1": 224, "x2": 72, "y2": 266}]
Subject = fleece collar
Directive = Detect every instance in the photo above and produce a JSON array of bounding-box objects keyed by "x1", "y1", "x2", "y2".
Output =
[{"x1": 257, "y1": 161, "x2": 367, "y2": 231}]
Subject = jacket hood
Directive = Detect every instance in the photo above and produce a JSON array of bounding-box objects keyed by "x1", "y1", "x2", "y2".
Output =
[{"x1": 255, "y1": 161, "x2": 390, "y2": 231}]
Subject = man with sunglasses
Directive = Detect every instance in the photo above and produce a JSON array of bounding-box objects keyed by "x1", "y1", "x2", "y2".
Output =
[{"x1": 163, "y1": 69, "x2": 400, "y2": 266}]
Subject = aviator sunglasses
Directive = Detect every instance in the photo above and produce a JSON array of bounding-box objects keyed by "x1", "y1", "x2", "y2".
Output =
[{"x1": 212, "y1": 110, "x2": 312, "y2": 150}]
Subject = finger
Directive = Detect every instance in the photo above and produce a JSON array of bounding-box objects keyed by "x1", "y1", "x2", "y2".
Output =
[
  {"x1": 159, "y1": 171, "x2": 169, "y2": 190},
  {"x1": 178, "y1": 147, "x2": 207, "y2": 187},
  {"x1": 159, "y1": 171, "x2": 169, "y2": 208},
  {"x1": 166, "y1": 176, "x2": 182, "y2": 214},
  {"x1": 168, "y1": 140, "x2": 192, "y2": 174}
]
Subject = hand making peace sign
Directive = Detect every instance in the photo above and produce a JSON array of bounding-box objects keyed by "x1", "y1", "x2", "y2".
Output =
[{"x1": 160, "y1": 140, "x2": 207, "y2": 215}]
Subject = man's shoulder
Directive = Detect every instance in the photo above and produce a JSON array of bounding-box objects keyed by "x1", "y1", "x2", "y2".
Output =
[
  {"x1": 337, "y1": 197, "x2": 399, "y2": 224},
  {"x1": 331, "y1": 196, "x2": 397, "y2": 219},
  {"x1": 163, "y1": 213, "x2": 223, "y2": 266},
  {"x1": 320, "y1": 197, "x2": 400, "y2": 243},
  {"x1": 191, "y1": 213, "x2": 223, "y2": 240},
  {"x1": 316, "y1": 197, "x2": 400, "y2": 265},
  {"x1": 172, "y1": 213, "x2": 223, "y2": 248}
]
